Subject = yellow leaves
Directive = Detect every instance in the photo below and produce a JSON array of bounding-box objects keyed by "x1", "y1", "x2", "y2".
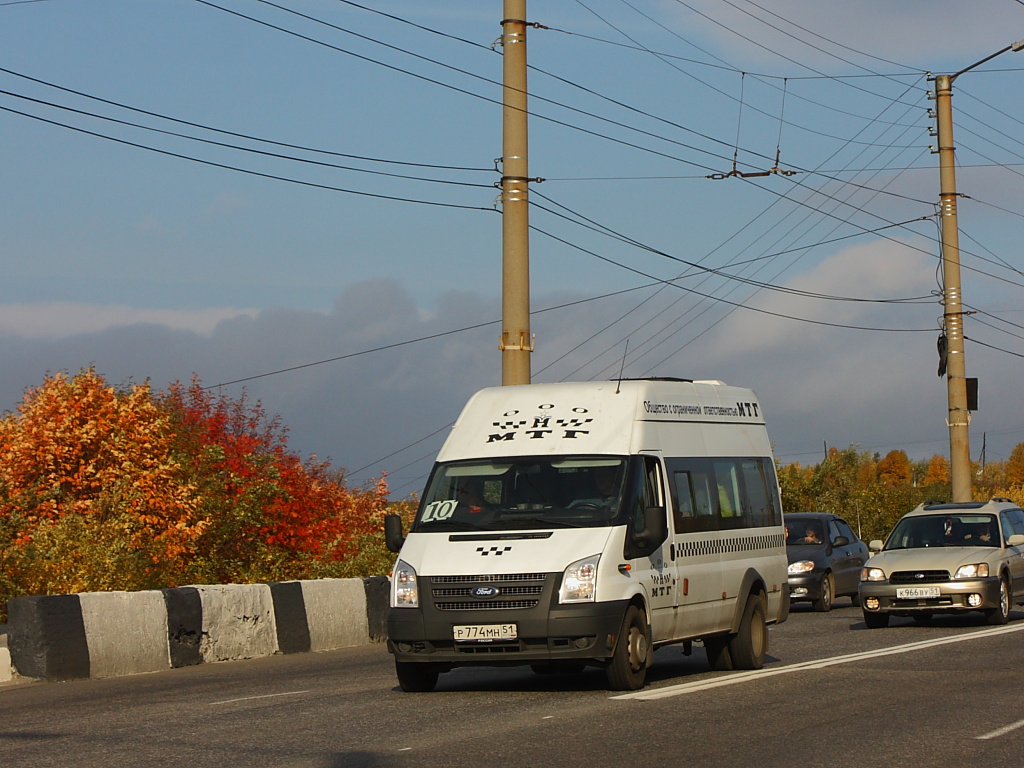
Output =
[{"x1": 0, "y1": 367, "x2": 401, "y2": 617}]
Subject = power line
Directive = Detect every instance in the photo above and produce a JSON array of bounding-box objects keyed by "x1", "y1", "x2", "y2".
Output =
[
  {"x1": 0, "y1": 66, "x2": 492, "y2": 173},
  {"x1": 0, "y1": 87, "x2": 493, "y2": 189},
  {"x1": 0, "y1": 104, "x2": 496, "y2": 212}
]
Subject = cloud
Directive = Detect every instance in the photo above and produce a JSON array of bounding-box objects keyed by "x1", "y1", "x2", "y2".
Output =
[
  {"x1": 0, "y1": 277, "x2": 1018, "y2": 498},
  {"x1": 0, "y1": 302, "x2": 259, "y2": 341}
]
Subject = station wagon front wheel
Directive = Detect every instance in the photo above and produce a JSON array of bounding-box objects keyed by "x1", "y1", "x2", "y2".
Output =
[
  {"x1": 985, "y1": 577, "x2": 1010, "y2": 626},
  {"x1": 863, "y1": 610, "x2": 888, "y2": 629}
]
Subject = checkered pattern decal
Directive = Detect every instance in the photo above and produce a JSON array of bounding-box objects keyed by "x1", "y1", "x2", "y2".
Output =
[{"x1": 674, "y1": 531, "x2": 784, "y2": 557}]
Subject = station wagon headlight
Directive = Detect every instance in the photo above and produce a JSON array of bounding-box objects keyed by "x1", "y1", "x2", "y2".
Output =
[
  {"x1": 392, "y1": 560, "x2": 419, "y2": 608},
  {"x1": 559, "y1": 554, "x2": 600, "y2": 604},
  {"x1": 954, "y1": 563, "x2": 989, "y2": 580},
  {"x1": 788, "y1": 560, "x2": 814, "y2": 575},
  {"x1": 862, "y1": 567, "x2": 886, "y2": 582}
]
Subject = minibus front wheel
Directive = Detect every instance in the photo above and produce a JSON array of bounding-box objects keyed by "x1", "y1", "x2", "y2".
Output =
[
  {"x1": 605, "y1": 604, "x2": 650, "y2": 691},
  {"x1": 395, "y1": 661, "x2": 441, "y2": 693}
]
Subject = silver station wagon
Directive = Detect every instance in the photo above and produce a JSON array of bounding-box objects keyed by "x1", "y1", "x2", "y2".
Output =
[{"x1": 859, "y1": 499, "x2": 1024, "y2": 628}]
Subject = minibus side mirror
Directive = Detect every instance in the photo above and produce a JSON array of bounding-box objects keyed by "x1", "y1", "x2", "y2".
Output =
[
  {"x1": 384, "y1": 514, "x2": 406, "y2": 553},
  {"x1": 625, "y1": 506, "x2": 668, "y2": 560}
]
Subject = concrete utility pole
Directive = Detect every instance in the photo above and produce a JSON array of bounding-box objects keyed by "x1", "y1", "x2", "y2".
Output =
[
  {"x1": 499, "y1": 2, "x2": 533, "y2": 385},
  {"x1": 931, "y1": 39, "x2": 1023, "y2": 502}
]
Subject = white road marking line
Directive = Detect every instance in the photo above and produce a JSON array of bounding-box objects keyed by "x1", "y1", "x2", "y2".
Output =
[
  {"x1": 210, "y1": 690, "x2": 310, "y2": 705},
  {"x1": 613, "y1": 622, "x2": 1024, "y2": 701},
  {"x1": 976, "y1": 718, "x2": 1024, "y2": 740}
]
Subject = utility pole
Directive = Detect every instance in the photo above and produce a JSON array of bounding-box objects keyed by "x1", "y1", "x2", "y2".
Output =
[
  {"x1": 499, "y1": 2, "x2": 533, "y2": 385},
  {"x1": 932, "y1": 72, "x2": 972, "y2": 502},
  {"x1": 930, "y1": 39, "x2": 1023, "y2": 502}
]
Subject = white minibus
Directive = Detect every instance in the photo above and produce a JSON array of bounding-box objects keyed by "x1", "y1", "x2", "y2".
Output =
[{"x1": 384, "y1": 378, "x2": 789, "y2": 691}]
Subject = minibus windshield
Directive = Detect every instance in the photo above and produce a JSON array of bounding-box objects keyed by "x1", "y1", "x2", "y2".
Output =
[{"x1": 413, "y1": 456, "x2": 629, "y2": 532}]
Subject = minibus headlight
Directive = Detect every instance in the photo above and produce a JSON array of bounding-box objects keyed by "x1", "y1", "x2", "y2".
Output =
[
  {"x1": 392, "y1": 560, "x2": 419, "y2": 608},
  {"x1": 559, "y1": 554, "x2": 600, "y2": 604}
]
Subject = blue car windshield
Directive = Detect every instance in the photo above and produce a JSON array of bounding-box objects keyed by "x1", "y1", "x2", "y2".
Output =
[{"x1": 786, "y1": 519, "x2": 824, "y2": 545}]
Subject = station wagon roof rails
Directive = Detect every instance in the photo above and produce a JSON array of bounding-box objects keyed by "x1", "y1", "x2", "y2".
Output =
[{"x1": 923, "y1": 500, "x2": 985, "y2": 510}]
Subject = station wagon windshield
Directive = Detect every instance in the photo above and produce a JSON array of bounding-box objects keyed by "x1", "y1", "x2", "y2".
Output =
[
  {"x1": 413, "y1": 456, "x2": 629, "y2": 532},
  {"x1": 884, "y1": 513, "x2": 999, "y2": 550}
]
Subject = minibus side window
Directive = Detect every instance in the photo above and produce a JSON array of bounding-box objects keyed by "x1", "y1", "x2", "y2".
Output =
[
  {"x1": 629, "y1": 456, "x2": 663, "y2": 535},
  {"x1": 667, "y1": 458, "x2": 717, "y2": 533},
  {"x1": 739, "y1": 458, "x2": 776, "y2": 527},
  {"x1": 713, "y1": 460, "x2": 742, "y2": 529}
]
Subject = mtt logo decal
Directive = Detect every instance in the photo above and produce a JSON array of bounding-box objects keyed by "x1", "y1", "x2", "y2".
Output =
[{"x1": 488, "y1": 406, "x2": 592, "y2": 443}]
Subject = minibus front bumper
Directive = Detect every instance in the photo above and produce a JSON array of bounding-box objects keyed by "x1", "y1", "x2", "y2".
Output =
[{"x1": 387, "y1": 597, "x2": 632, "y2": 666}]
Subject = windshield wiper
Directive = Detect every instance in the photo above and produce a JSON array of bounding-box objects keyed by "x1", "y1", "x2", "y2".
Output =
[
  {"x1": 497, "y1": 517, "x2": 581, "y2": 529},
  {"x1": 415, "y1": 520, "x2": 488, "y2": 532}
]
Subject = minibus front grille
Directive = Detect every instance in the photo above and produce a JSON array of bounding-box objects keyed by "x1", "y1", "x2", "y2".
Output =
[
  {"x1": 434, "y1": 599, "x2": 539, "y2": 611},
  {"x1": 426, "y1": 573, "x2": 553, "y2": 612},
  {"x1": 431, "y1": 573, "x2": 546, "y2": 584},
  {"x1": 433, "y1": 586, "x2": 544, "y2": 598}
]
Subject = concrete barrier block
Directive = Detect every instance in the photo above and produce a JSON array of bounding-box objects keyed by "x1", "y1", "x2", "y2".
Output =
[
  {"x1": 7, "y1": 594, "x2": 89, "y2": 680},
  {"x1": 0, "y1": 646, "x2": 11, "y2": 684},
  {"x1": 195, "y1": 584, "x2": 278, "y2": 662},
  {"x1": 301, "y1": 578, "x2": 368, "y2": 651},
  {"x1": 79, "y1": 590, "x2": 169, "y2": 678}
]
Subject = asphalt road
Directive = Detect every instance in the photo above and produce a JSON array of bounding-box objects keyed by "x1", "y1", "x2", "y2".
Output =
[{"x1": 3, "y1": 602, "x2": 1024, "y2": 768}]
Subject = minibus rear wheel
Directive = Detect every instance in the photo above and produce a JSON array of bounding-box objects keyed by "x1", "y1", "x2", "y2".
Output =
[{"x1": 728, "y1": 593, "x2": 767, "y2": 670}]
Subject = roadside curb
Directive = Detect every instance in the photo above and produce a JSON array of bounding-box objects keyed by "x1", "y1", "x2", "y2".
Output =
[
  {"x1": 4, "y1": 576, "x2": 390, "y2": 684},
  {"x1": 0, "y1": 629, "x2": 11, "y2": 685}
]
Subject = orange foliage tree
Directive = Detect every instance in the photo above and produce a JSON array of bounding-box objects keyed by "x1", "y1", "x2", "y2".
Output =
[{"x1": 0, "y1": 368, "x2": 396, "y2": 615}]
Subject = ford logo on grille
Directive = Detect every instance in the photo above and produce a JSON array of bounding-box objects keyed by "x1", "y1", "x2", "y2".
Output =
[
  {"x1": 914, "y1": 573, "x2": 925, "y2": 580},
  {"x1": 471, "y1": 586, "x2": 500, "y2": 598}
]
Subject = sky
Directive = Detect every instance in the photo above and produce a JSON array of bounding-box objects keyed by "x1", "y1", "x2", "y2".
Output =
[{"x1": 2, "y1": 0, "x2": 1024, "y2": 499}]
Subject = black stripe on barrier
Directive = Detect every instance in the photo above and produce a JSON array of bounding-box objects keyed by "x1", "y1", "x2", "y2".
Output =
[
  {"x1": 7, "y1": 594, "x2": 90, "y2": 681},
  {"x1": 163, "y1": 587, "x2": 203, "y2": 668},
  {"x1": 363, "y1": 576, "x2": 390, "y2": 642},
  {"x1": 269, "y1": 581, "x2": 311, "y2": 654}
]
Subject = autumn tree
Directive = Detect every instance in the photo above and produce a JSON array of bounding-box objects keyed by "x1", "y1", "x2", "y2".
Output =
[
  {"x1": 0, "y1": 369, "x2": 395, "y2": 619},
  {"x1": 1006, "y1": 443, "x2": 1024, "y2": 486},
  {"x1": 920, "y1": 454, "x2": 950, "y2": 488},
  {"x1": 877, "y1": 450, "x2": 912, "y2": 487},
  {"x1": 0, "y1": 369, "x2": 205, "y2": 598}
]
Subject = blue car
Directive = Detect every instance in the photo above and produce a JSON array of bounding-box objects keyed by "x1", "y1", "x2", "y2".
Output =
[{"x1": 786, "y1": 513, "x2": 869, "y2": 612}]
